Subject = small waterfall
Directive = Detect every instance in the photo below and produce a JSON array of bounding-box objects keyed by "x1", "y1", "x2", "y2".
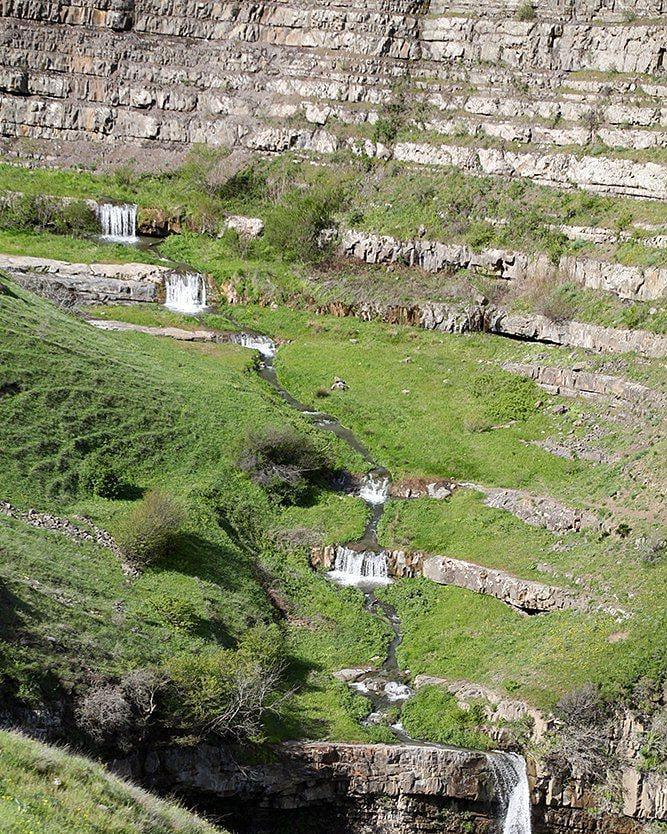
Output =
[
  {"x1": 230, "y1": 332, "x2": 277, "y2": 359},
  {"x1": 359, "y1": 472, "x2": 390, "y2": 505},
  {"x1": 328, "y1": 546, "x2": 391, "y2": 587},
  {"x1": 96, "y1": 203, "x2": 138, "y2": 242},
  {"x1": 490, "y1": 753, "x2": 532, "y2": 834},
  {"x1": 164, "y1": 272, "x2": 207, "y2": 314}
]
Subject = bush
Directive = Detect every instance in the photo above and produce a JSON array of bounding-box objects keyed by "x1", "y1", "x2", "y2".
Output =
[
  {"x1": 551, "y1": 684, "x2": 611, "y2": 778},
  {"x1": 238, "y1": 426, "x2": 333, "y2": 505},
  {"x1": 0, "y1": 194, "x2": 97, "y2": 236},
  {"x1": 263, "y1": 186, "x2": 342, "y2": 263},
  {"x1": 116, "y1": 490, "x2": 185, "y2": 566},
  {"x1": 402, "y1": 686, "x2": 492, "y2": 749},
  {"x1": 471, "y1": 371, "x2": 536, "y2": 425},
  {"x1": 77, "y1": 684, "x2": 133, "y2": 745},
  {"x1": 516, "y1": 2, "x2": 536, "y2": 20},
  {"x1": 79, "y1": 454, "x2": 123, "y2": 499},
  {"x1": 166, "y1": 624, "x2": 286, "y2": 739}
]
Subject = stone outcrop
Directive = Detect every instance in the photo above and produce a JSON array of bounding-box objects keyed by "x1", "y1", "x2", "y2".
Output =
[
  {"x1": 305, "y1": 296, "x2": 667, "y2": 358},
  {"x1": 340, "y1": 229, "x2": 667, "y2": 302},
  {"x1": 0, "y1": 254, "x2": 167, "y2": 304},
  {"x1": 89, "y1": 318, "x2": 218, "y2": 341},
  {"x1": 502, "y1": 362, "x2": 665, "y2": 413},
  {"x1": 421, "y1": 554, "x2": 581, "y2": 613},
  {"x1": 111, "y1": 739, "x2": 657, "y2": 834},
  {"x1": 112, "y1": 742, "x2": 500, "y2": 834},
  {"x1": 470, "y1": 486, "x2": 600, "y2": 533},
  {"x1": 1, "y1": 0, "x2": 666, "y2": 202}
]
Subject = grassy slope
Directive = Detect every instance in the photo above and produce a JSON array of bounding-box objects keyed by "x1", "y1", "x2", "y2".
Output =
[
  {"x1": 0, "y1": 229, "x2": 160, "y2": 265},
  {"x1": 88, "y1": 303, "x2": 667, "y2": 711},
  {"x1": 0, "y1": 730, "x2": 223, "y2": 834},
  {"x1": 0, "y1": 280, "x2": 388, "y2": 741}
]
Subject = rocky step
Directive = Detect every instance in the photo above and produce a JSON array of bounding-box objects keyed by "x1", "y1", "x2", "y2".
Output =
[
  {"x1": 0, "y1": 500, "x2": 134, "y2": 576},
  {"x1": 311, "y1": 544, "x2": 592, "y2": 614},
  {"x1": 340, "y1": 229, "x2": 667, "y2": 302},
  {"x1": 0, "y1": 255, "x2": 168, "y2": 304},
  {"x1": 502, "y1": 362, "x2": 665, "y2": 413}
]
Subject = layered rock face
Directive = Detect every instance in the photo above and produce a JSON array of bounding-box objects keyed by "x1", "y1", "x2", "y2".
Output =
[
  {"x1": 1, "y1": 0, "x2": 665, "y2": 198},
  {"x1": 112, "y1": 741, "x2": 649, "y2": 834}
]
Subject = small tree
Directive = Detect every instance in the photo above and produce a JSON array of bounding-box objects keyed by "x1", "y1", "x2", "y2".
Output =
[
  {"x1": 77, "y1": 684, "x2": 133, "y2": 745},
  {"x1": 116, "y1": 490, "x2": 185, "y2": 566}
]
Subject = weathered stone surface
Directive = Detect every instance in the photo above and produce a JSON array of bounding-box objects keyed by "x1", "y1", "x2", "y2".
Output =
[
  {"x1": 469, "y1": 485, "x2": 600, "y2": 533},
  {"x1": 1, "y1": 254, "x2": 166, "y2": 303},
  {"x1": 502, "y1": 362, "x2": 665, "y2": 413},
  {"x1": 340, "y1": 229, "x2": 667, "y2": 302},
  {"x1": 89, "y1": 318, "x2": 218, "y2": 341},
  {"x1": 422, "y1": 554, "x2": 581, "y2": 613}
]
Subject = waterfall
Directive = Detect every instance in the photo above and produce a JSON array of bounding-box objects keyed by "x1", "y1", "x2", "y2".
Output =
[
  {"x1": 359, "y1": 472, "x2": 390, "y2": 505},
  {"x1": 230, "y1": 332, "x2": 277, "y2": 359},
  {"x1": 490, "y1": 753, "x2": 532, "y2": 834},
  {"x1": 96, "y1": 203, "x2": 138, "y2": 242},
  {"x1": 328, "y1": 546, "x2": 391, "y2": 587},
  {"x1": 164, "y1": 272, "x2": 207, "y2": 314}
]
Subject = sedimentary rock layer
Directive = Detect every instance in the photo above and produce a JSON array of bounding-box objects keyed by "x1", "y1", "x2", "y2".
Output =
[{"x1": 340, "y1": 229, "x2": 667, "y2": 302}]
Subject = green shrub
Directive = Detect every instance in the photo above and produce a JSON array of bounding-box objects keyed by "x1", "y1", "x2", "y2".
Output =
[
  {"x1": 263, "y1": 186, "x2": 342, "y2": 263},
  {"x1": 0, "y1": 194, "x2": 97, "y2": 235},
  {"x1": 166, "y1": 623, "x2": 286, "y2": 739},
  {"x1": 238, "y1": 426, "x2": 333, "y2": 505},
  {"x1": 79, "y1": 454, "x2": 123, "y2": 499},
  {"x1": 117, "y1": 490, "x2": 185, "y2": 566},
  {"x1": 471, "y1": 371, "x2": 536, "y2": 425},
  {"x1": 402, "y1": 686, "x2": 492, "y2": 749},
  {"x1": 516, "y1": 2, "x2": 536, "y2": 20}
]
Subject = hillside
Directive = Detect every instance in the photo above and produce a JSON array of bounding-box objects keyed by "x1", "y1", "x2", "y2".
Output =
[{"x1": 0, "y1": 730, "x2": 224, "y2": 834}]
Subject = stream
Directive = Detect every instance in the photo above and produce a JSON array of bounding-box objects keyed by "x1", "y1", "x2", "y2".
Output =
[{"x1": 97, "y1": 211, "x2": 531, "y2": 833}]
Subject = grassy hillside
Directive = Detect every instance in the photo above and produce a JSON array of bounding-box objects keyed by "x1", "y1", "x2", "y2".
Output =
[
  {"x1": 0, "y1": 730, "x2": 223, "y2": 834},
  {"x1": 0, "y1": 278, "x2": 390, "y2": 743}
]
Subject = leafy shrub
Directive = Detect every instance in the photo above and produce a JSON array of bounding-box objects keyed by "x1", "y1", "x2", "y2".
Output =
[
  {"x1": 166, "y1": 623, "x2": 286, "y2": 739},
  {"x1": 471, "y1": 371, "x2": 536, "y2": 426},
  {"x1": 116, "y1": 490, "x2": 185, "y2": 567},
  {"x1": 516, "y1": 2, "x2": 536, "y2": 20},
  {"x1": 238, "y1": 426, "x2": 333, "y2": 505},
  {"x1": 263, "y1": 186, "x2": 342, "y2": 263},
  {"x1": 550, "y1": 683, "x2": 611, "y2": 778},
  {"x1": 402, "y1": 686, "x2": 492, "y2": 749},
  {"x1": 0, "y1": 194, "x2": 97, "y2": 235},
  {"x1": 79, "y1": 454, "x2": 123, "y2": 499}
]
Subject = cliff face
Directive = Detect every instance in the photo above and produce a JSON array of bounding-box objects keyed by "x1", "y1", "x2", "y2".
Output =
[
  {"x1": 1, "y1": 0, "x2": 665, "y2": 196},
  {"x1": 112, "y1": 741, "x2": 646, "y2": 834}
]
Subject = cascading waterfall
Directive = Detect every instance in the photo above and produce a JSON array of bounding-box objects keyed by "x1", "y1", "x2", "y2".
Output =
[
  {"x1": 230, "y1": 332, "x2": 277, "y2": 359},
  {"x1": 328, "y1": 546, "x2": 391, "y2": 587},
  {"x1": 490, "y1": 753, "x2": 532, "y2": 834},
  {"x1": 164, "y1": 272, "x2": 207, "y2": 314},
  {"x1": 96, "y1": 203, "x2": 138, "y2": 242},
  {"x1": 359, "y1": 472, "x2": 390, "y2": 505}
]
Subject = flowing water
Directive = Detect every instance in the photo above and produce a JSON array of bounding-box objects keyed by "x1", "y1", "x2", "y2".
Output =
[
  {"x1": 328, "y1": 546, "x2": 391, "y2": 587},
  {"x1": 164, "y1": 272, "x2": 208, "y2": 314},
  {"x1": 490, "y1": 752, "x2": 533, "y2": 834},
  {"x1": 96, "y1": 203, "x2": 138, "y2": 242}
]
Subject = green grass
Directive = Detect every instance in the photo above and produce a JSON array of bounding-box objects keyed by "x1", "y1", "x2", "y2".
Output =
[
  {"x1": 0, "y1": 280, "x2": 391, "y2": 741},
  {"x1": 0, "y1": 730, "x2": 224, "y2": 834},
  {"x1": 380, "y1": 578, "x2": 667, "y2": 710},
  {"x1": 0, "y1": 229, "x2": 160, "y2": 265}
]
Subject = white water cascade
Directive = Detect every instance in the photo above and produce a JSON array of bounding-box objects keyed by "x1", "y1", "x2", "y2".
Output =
[
  {"x1": 230, "y1": 332, "x2": 277, "y2": 359},
  {"x1": 490, "y1": 753, "x2": 532, "y2": 834},
  {"x1": 164, "y1": 272, "x2": 208, "y2": 314},
  {"x1": 96, "y1": 203, "x2": 138, "y2": 242},
  {"x1": 359, "y1": 472, "x2": 390, "y2": 505},
  {"x1": 328, "y1": 546, "x2": 391, "y2": 587}
]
